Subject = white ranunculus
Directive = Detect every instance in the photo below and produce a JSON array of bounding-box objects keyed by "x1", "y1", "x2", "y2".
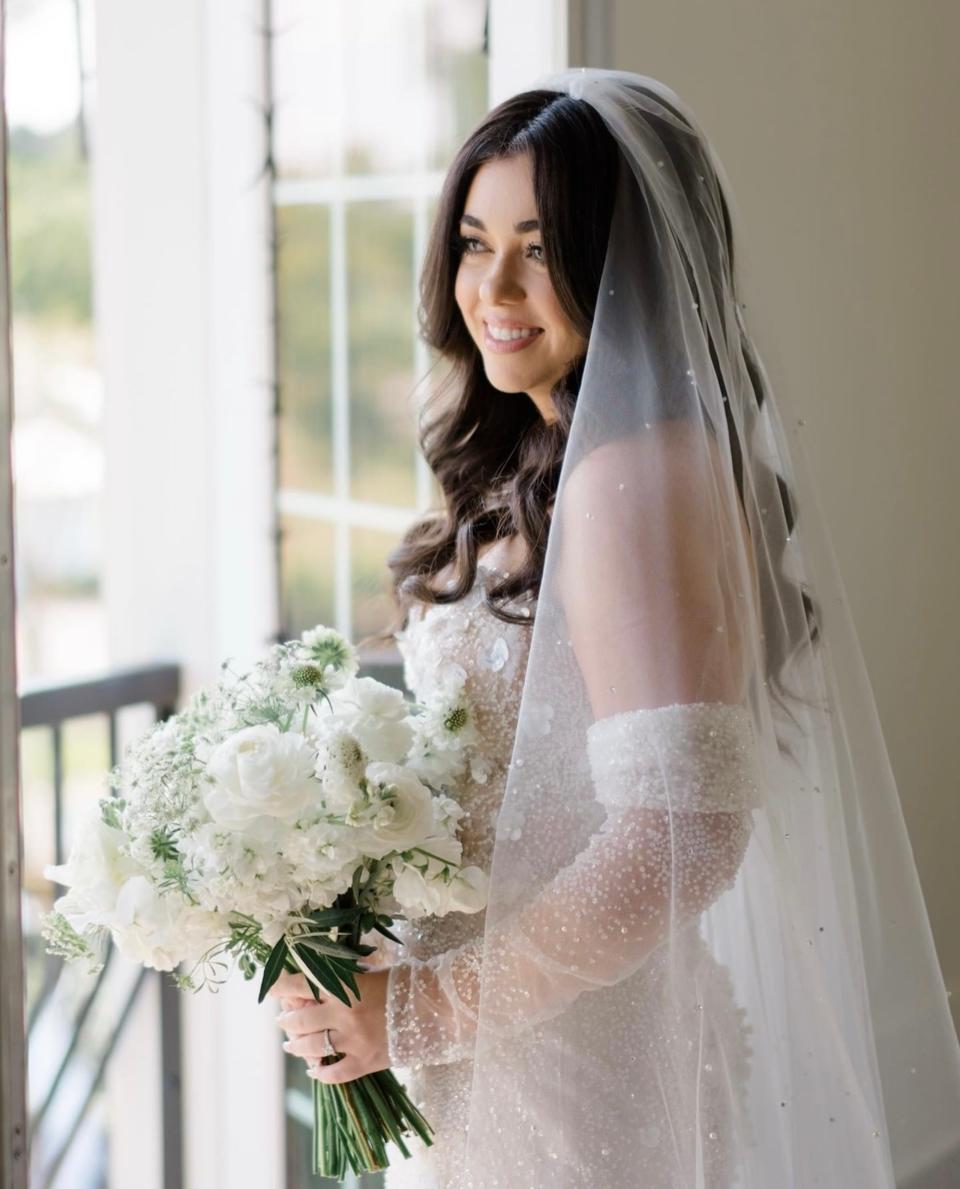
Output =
[
  {"x1": 332, "y1": 677, "x2": 414, "y2": 763},
  {"x1": 203, "y1": 723, "x2": 320, "y2": 829},
  {"x1": 43, "y1": 816, "x2": 144, "y2": 930},
  {"x1": 110, "y1": 876, "x2": 224, "y2": 972},
  {"x1": 361, "y1": 762, "x2": 437, "y2": 858}
]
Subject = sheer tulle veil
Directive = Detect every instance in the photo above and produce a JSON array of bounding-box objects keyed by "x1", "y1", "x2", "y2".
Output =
[{"x1": 452, "y1": 67, "x2": 960, "y2": 1187}]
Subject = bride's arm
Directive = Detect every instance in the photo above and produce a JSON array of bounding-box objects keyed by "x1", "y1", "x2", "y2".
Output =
[{"x1": 387, "y1": 423, "x2": 762, "y2": 1069}]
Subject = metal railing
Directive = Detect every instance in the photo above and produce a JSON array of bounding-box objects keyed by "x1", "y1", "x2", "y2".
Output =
[{"x1": 20, "y1": 662, "x2": 182, "y2": 1189}]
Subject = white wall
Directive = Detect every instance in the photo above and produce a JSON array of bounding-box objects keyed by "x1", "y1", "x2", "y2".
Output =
[{"x1": 92, "y1": 1, "x2": 281, "y2": 1185}]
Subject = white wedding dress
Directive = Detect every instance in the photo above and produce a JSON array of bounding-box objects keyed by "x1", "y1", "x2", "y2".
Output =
[{"x1": 381, "y1": 559, "x2": 758, "y2": 1188}]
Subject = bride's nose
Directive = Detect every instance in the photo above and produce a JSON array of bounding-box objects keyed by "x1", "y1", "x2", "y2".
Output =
[{"x1": 478, "y1": 255, "x2": 525, "y2": 305}]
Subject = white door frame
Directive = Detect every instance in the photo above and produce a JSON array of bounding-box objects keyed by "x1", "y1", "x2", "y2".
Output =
[{"x1": 0, "y1": 0, "x2": 30, "y2": 1181}]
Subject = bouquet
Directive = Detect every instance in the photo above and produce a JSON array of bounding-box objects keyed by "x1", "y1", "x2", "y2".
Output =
[{"x1": 41, "y1": 624, "x2": 490, "y2": 1179}]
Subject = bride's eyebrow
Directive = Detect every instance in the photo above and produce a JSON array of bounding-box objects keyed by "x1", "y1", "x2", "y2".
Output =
[{"x1": 459, "y1": 214, "x2": 541, "y2": 233}]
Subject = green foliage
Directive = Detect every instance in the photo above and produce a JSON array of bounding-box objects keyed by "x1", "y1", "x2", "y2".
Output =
[
  {"x1": 99, "y1": 794, "x2": 126, "y2": 829},
  {"x1": 8, "y1": 125, "x2": 92, "y2": 326},
  {"x1": 39, "y1": 910, "x2": 103, "y2": 973},
  {"x1": 149, "y1": 824, "x2": 180, "y2": 863}
]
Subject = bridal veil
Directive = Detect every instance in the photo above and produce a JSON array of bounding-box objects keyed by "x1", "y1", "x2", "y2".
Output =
[{"x1": 450, "y1": 67, "x2": 960, "y2": 1187}]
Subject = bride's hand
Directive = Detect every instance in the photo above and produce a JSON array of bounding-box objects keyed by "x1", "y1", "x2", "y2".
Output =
[{"x1": 268, "y1": 968, "x2": 392, "y2": 1085}]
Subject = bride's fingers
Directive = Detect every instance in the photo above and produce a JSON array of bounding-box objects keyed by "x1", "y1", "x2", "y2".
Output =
[
  {"x1": 306, "y1": 1053, "x2": 362, "y2": 1086},
  {"x1": 279, "y1": 995, "x2": 314, "y2": 1014},
  {"x1": 276, "y1": 1000, "x2": 335, "y2": 1039},
  {"x1": 267, "y1": 971, "x2": 313, "y2": 1000},
  {"x1": 282, "y1": 1028, "x2": 342, "y2": 1060}
]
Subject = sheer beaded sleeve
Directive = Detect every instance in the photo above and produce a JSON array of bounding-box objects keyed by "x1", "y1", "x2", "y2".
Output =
[
  {"x1": 385, "y1": 701, "x2": 760, "y2": 1067},
  {"x1": 385, "y1": 425, "x2": 763, "y2": 1065},
  {"x1": 385, "y1": 940, "x2": 483, "y2": 1067}
]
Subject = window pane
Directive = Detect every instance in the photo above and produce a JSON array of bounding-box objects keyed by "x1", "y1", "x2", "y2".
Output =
[
  {"x1": 425, "y1": 0, "x2": 489, "y2": 171},
  {"x1": 277, "y1": 204, "x2": 333, "y2": 493},
  {"x1": 342, "y1": 0, "x2": 429, "y2": 177},
  {"x1": 279, "y1": 514, "x2": 336, "y2": 638},
  {"x1": 273, "y1": 0, "x2": 440, "y2": 181},
  {"x1": 351, "y1": 526, "x2": 401, "y2": 649},
  {"x1": 347, "y1": 201, "x2": 417, "y2": 506},
  {"x1": 271, "y1": 0, "x2": 342, "y2": 180}
]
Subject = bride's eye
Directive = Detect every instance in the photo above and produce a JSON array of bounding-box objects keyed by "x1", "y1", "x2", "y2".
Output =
[
  {"x1": 453, "y1": 234, "x2": 546, "y2": 263},
  {"x1": 454, "y1": 234, "x2": 484, "y2": 254}
]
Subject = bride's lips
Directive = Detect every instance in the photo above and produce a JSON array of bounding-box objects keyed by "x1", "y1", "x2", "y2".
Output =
[{"x1": 482, "y1": 321, "x2": 544, "y2": 354}]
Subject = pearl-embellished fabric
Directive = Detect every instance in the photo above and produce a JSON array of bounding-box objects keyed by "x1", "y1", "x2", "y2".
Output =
[
  {"x1": 585, "y1": 700, "x2": 765, "y2": 814},
  {"x1": 383, "y1": 563, "x2": 759, "y2": 1188}
]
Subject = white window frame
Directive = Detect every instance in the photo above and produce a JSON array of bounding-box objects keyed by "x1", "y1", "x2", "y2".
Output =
[{"x1": 1, "y1": 2, "x2": 29, "y2": 1182}]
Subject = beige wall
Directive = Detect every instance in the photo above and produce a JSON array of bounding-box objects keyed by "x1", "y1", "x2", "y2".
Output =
[{"x1": 608, "y1": 0, "x2": 959, "y2": 1026}]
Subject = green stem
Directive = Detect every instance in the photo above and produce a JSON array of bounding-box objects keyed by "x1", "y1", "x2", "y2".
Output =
[{"x1": 310, "y1": 1070, "x2": 434, "y2": 1177}]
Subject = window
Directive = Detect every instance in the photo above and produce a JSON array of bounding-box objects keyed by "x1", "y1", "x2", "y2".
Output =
[{"x1": 272, "y1": 0, "x2": 489, "y2": 656}]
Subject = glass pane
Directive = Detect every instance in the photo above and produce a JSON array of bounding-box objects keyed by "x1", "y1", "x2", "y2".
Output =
[
  {"x1": 347, "y1": 201, "x2": 417, "y2": 506},
  {"x1": 342, "y1": 0, "x2": 427, "y2": 177},
  {"x1": 425, "y1": 0, "x2": 489, "y2": 171},
  {"x1": 271, "y1": 0, "x2": 342, "y2": 180},
  {"x1": 351, "y1": 526, "x2": 401, "y2": 649},
  {"x1": 277, "y1": 204, "x2": 333, "y2": 493},
  {"x1": 273, "y1": 0, "x2": 434, "y2": 180},
  {"x1": 279, "y1": 514, "x2": 336, "y2": 638}
]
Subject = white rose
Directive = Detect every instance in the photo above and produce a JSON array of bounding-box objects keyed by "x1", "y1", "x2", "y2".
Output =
[
  {"x1": 361, "y1": 762, "x2": 437, "y2": 858},
  {"x1": 332, "y1": 677, "x2": 414, "y2": 763},
  {"x1": 203, "y1": 723, "x2": 320, "y2": 829}
]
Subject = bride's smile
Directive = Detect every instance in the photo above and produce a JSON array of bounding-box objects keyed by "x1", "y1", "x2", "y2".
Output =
[{"x1": 453, "y1": 151, "x2": 587, "y2": 425}]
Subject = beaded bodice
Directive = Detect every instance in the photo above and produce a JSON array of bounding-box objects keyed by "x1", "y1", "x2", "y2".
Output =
[{"x1": 392, "y1": 563, "x2": 534, "y2": 959}]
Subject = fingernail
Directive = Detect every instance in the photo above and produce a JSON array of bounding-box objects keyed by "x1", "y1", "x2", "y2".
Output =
[{"x1": 282, "y1": 1041, "x2": 292, "y2": 1052}]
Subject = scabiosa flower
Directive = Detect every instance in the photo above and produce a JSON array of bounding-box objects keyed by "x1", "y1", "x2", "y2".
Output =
[{"x1": 299, "y1": 626, "x2": 359, "y2": 690}]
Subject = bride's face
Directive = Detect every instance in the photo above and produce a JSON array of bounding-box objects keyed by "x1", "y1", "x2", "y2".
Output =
[{"x1": 454, "y1": 151, "x2": 587, "y2": 424}]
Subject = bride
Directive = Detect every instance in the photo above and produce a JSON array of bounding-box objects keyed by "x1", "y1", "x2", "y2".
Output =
[{"x1": 271, "y1": 69, "x2": 960, "y2": 1187}]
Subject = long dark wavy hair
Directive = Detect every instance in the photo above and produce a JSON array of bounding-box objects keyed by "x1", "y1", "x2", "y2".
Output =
[{"x1": 361, "y1": 85, "x2": 820, "y2": 732}]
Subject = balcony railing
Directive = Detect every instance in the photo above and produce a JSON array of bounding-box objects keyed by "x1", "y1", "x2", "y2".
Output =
[{"x1": 20, "y1": 663, "x2": 182, "y2": 1189}]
